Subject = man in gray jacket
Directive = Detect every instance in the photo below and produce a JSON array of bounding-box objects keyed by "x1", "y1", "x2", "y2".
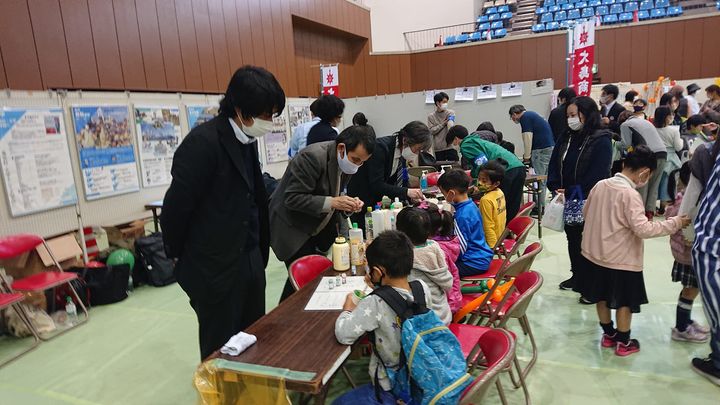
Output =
[{"x1": 270, "y1": 125, "x2": 376, "y2": 301}]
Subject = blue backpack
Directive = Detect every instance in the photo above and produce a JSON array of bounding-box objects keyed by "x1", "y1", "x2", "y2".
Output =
[{"x1": 371, "y1": 281, "x2": 472, "y2": 405}]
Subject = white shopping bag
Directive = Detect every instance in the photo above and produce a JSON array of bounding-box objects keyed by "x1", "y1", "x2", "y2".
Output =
[{"x1": 542, "y1": 194, "x2": 566, "y2": 232}]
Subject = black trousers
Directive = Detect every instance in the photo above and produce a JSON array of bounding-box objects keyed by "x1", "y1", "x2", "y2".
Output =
[
  {"x1": 435, "y1": 148, "x2": 459, "y2": 162},
  {"x1": 189, "y1": 247, "x2": 266, "y2": 360},
  {"x1": 280, "y1": 222, "x2": 337, "y2": 302},
  {"x1": 501, "y1": 166, "x2": 527, "y2": 220},
  {"x1": 564, "y1": 223, "x2": 585, "y2": 292}
]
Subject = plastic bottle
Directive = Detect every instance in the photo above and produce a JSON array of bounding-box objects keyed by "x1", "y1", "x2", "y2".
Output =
[
  {"x1": 372, "y1": 205, "x2": 386, "y2": 235},
  {"x1": 349, "y1": 223, "x2": 365, "y2": 266},
  {"x1": 332, "y1": 236, "x2": 350, "y2": 271},
  {"x1": 391, "y1": 197, "x2": 403, "y2": 213},
  {"x1": 420, "y1": 170, "x2": 428, "y2": 190},
  {"x1": 381, "y1": 195, "x2": 392, "y2": 209},
  {"x1": 364, "y1": 207, "x2": 374, "y2": 242},
  {"x1": 65, "y1": 296, "x2": 78, "y2": 327}
]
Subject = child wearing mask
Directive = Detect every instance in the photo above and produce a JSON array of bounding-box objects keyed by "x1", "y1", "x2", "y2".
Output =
[
  {"x1": 437, "y1": 169, "x2": 494, "y2": 277},
  {"x1": 581, "y1": 145, "x2": 690, "y2": 356},
  {"x1": 396, "y1": 207, "x2": 453, "y2": 325},
  {"x1": 477, "y1": 160, "x2": 507, "y2": 248},
  {"x1": 422, "y1": 202, "x2": 462, "y2": 313}
]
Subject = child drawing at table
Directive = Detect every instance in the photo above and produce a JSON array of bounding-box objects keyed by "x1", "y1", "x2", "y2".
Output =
[
  {"x1": 334, "y1": 231, "x2": 431, "y2": 404},
  {"x1": 422, "y1": 202, "x2": 462, "y2": 314},
  {"x1": 396, "y1": 207, "x2": 453, "y2": 325}
]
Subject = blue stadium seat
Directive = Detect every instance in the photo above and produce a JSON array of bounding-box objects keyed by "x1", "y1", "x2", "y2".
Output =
[
  {"x1": 488, "y1": 13, "x2": 500, "y2": 21},
  {"x1": 546, "y1": 21, "x2": 561, "y2": 30},
  {"x1": 639, "y1": 0, "x2": 653, "y2": 10},
  {"x1": 541, "y1": 12, "x2": 554, "y2": 23},
  {"x1": 596, "y1": 5, "x2": 609, "y2": 14},
  {"x1": 545, "y1": 0, "x2": 556, "y2": 6},
  {"x1": 532, "y1": 23, "x2": 546, "y2": 32},
  {"x1": 625, "y1": 2, "x2": 638, "y2": 11},
  {"x1": 618, "y1": 0, "x2": 630, "y2": 2},
  {"x1": 602, "y1": 0, "x2": 615, "y2": 4},
  {"x1": 562, "y1": 3, "x2": 574, "y2": 9},
  {"x1": 456, "y1": 33, "x2": 469, "y2": 43},
  {"x1": 555, "y1": 10, "x2": 568, "y2": 20},
  {"x1": 559, "y1": 20, "x2": 571, "y2": 28},
  {"x1": 717, "y1": 1, "x2": 720, "y2": 10},
  {"x1": 568, "y1": 9, "x2": 582, "y2": 18},
  {"x1": 549, "y1": 5, "x2": 561, "y2": 12},
  {"x1": 655, "y1": 0, "x2": 669, "y2": 7},
  {"x1": 498, "y1": 5, "x2": 510, "y2": 13},
  {"x1": 603, "y1": 13, "x2": 619, "y2": 23},
  {"x1": 536, "y1": 6, "x2": 546, "y2": 14},
  {"x1": 478, "y1": 22, "x2": 491, "y2": 30},
  {"x1": 638, "y1": 9, "x2": 651, "y2": 19},
  {"x1": 491, "y1": 21, "x2": 504, "y2": 29},
  {"x1": 479, "y1": 15, "x2": 490, "y2": 23},
  {"x1": 576, "y1": 1, "x2": 588, "y2": 8},
  {"x1": 589, "y1": 0, "x2": 602, "y2": 6},
  {"x1": 666, "y1": 5, "x2": 683, "y2": 15},
  {"x1": 582, "y1": 7, "x2": 595, "y2": 17},
  {"x1": 469, "y1": 32, "x2": 482, "y2": 42},
  {"x1": 619, "y1": 11, "x2": 633, "y2": 21},
  {"x1": 486, "y1": 7, "x2": 498, "y2": 14},
  {"x1": 494, "y1": 28, "x2": 508, "y2": 38},
  {"x1": 557, "y1": 0, "x2": 568, "y2": 4},
  {"x1": 500, "y1": 12, "x2": 513, "y2": 20},
  {"x1": 610, "y1": 4, "x2": 623, "y2": 13},
  {"x1": 444, "y1": 35, "x2": 456, "y2": 45},
  {"x1": 651, "y1": 7, "x2": 666, "y2": 17}
]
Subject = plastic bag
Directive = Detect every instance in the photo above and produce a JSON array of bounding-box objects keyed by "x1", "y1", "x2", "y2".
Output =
[
  {"x1": 194, "y1": 359, "x2": 291, "y2": 405},
  {"x1": 542, "y1": 193, "x2": 565, "y2": 232},
  {"x1": 563, "y1": 186, "x2": 585, "y2": 226}
]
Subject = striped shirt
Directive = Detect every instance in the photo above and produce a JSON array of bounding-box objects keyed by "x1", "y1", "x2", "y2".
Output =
[{"x1": 694, "y1": 151, "x2": 720, "y2": 257}]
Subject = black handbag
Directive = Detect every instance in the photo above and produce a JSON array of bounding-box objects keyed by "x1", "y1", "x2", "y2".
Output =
[{"x1": 68, "y1": 264, "x2": 129, "y2": 306}]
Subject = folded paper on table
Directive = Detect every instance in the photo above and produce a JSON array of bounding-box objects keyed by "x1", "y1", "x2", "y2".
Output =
[{"x1": 304, "y1": 276, "x2": 370, "y2": 311}]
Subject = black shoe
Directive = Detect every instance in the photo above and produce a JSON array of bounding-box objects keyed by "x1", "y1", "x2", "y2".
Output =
[
  {"x1": 578, "y1": 296, "x2": 594, "y2": 305},
  {"x1": 559, "y1": 278, "x2": 575, "y2": 291},
  {"x1": 692, "y1": 357, "x2": 720, "y2": 386}
]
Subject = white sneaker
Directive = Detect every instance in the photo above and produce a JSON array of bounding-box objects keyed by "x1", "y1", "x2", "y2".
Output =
[
  {"x1": 690, "y1": 321, "x2": 710, "y2": 334},
  {"x1": 672, "y1": 327, "x2": 709, "y2": 343}
]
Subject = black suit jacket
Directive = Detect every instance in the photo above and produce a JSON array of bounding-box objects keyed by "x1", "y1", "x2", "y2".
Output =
[
  {"x1": 160, "y1": 116, "x2": 269, "y2": 301},
  {"x1": 347, "y1": 135, "x2": 407, "y2": 211},
  {"x1": 603, "y1": 102, "x2": 625, "y2": 134}
]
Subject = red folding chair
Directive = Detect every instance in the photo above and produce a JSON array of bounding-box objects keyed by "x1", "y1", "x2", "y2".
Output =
[
  {"x1": 494, "y1": 216, "x2": 535, "y2": 260},
  {"x1": 458, "y1": 328, "x2": 516, "y2": 405},
  {"x1": 0, "y1": 271, "x2": 40, "y2": 367},
  {"x1": 515, "y1": 201, "x2": 535, "y2": 218},
  {"x1": 288, "y1": 255, "x2": 332, "y2": 290},
  {"x1": 0, "y1": 234, "x2": 88, "y2": 340}
]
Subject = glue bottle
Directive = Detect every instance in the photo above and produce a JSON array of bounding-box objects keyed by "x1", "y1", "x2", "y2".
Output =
[
  {"x1": 349, "y1": 223, "x2": 365, "y2": 266},
  {"x1": 372, "y1": 204, "x2": 386, "y2": 235},
  {"x1": 332, "y1": 236, "x2": 350, "y2": 271},
  {"x1": 364, "y1": 207, "x2": 374, "y2": 242},
  {"x1": 420, "y1": 170, "x2": 428, "y2": 190}
]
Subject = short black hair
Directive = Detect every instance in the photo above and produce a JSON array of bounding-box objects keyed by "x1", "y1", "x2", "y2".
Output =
[
  {"x1": 623, "y1": 144, "x2": 657, "y2": 172},
  {"x1": 365, "y1": 230, "x2": 414, "y2": 278},
  {"x1": 434, "y1": 92, "x2": 449, "y2": 104},
  {"x1": 479, "y1": 160, "x2": 505, "y2": 184},
  {"x1": 352, "y1": 112, "x2": 368, "y2": 126},
  {"x1": 336, "y1": 124, "x2": 376, "y2": 154},
  {"x1": 706, "y1": 84, "x2": 720, "y2": 94},
  {"x1": 437, "y1": 168, "x2": 471, "y2": 193},
  {"x1": 601, "y1": 84, "x2": 619, "y2": 100},
  {"x1": 558, "y1": 87, "x2": 577, "y2": 102},
  {"x1": 424, "y1": 203, "x2": 454, "y2": 237},
  {"x1": 396, "y1": 207, "x2": 431, "y2": 245},
  {"x1": 653, "y1": 106, "x2": 672, "y2": 128},
  {"x1": 218, "y1": 66, "x2": 286, "y2": 120},
  {"x1": 315, "y1": 95, "x2": 345, "y2": 122},
  {"x1": 508, "y1": 105, "x2": 525, "y2": 116},
  {"x1": 687, "y1": 114, "x2": 707, "y2": 129},
  {"x1": 309, "y1": 98, "x2": 320, "y2": 116},
  {"x1": 634, "y1": 98, "x2": 648, "y2": 107},
  {"x1": 624, "y1": 90, "x2": 639, "y2": 103},
  {"x1": 446, "y1": 124, "x2": 469, "y2": 146},
  {"x1": 476, "y1": 122, "x2": 496, "y2": 132}
]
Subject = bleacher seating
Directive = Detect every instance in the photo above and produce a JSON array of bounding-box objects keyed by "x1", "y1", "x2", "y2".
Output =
[
  {"x1": 546, "y1": 21, "x2": 561, "y2": 30},
  {"x1": 651, "y1": 7, "x2": 666, "y2": 16},
  {"x1": 562, "y1": 3, "x2": 574, "y2": 10},
  {"x1": 596, "y1": 5, "x2": 610, "y2": 14},
  {"x1": 532, "y1": 23, "x2": 546, "y2": 32},
  {"x1": 619, "y1": 11, "x2": 634, "y2": 21},
  {"x1": 610, "y1": 4, "x2": 624, "y2": 13},
  {"x1": 655, "y1": 0, "x2": 669, "y2": 7},
  {"x1": 638, "y1": 9, "x2": 651, "y2": 19},
  {"x1": 639, "y1": 0, "x2": 653, "y2": 10},
  {"x1": 603, "y1": 13, "x2": 619, "y2": 23},
  {"x1": 625, "y1": 2, "x2": 638, "y2": 11},
  {"x1": 568, "y1": 9, "x2": 582, "y2": 18},
  {"x1": 555, "y1": 10, "x2": 567, "y2": 20},
  {"x1": 494, "y1": 28, "x2": 509, "y2": 38}
]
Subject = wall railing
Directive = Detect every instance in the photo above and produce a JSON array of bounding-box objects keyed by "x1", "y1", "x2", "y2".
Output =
[{"x1": 403, "y1": 22, "x2": 478, "y2": 51}]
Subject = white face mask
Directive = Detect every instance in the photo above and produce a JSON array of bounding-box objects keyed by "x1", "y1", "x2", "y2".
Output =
[
  {"x1": 568, "y1": 117, "x2": 583, "y2": 131},
  {"x1": 337, "y1": 146, "x2": 360, "y2": 175},
  {"x1": 242, "y1": 117, "x2": 274, "y2": 138},
  {"x1": 439, "y1": 103, "x2": 448, "y2": 111},
  {"x1": 401, "y1": 146, "x2": 418, "y2": 165},
  {"x1": 635, "y1": 169, "x2": 651, "y2": 189}
]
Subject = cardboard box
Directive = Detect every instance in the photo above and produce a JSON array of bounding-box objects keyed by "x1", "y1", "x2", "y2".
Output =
[
  {"x1": 102, "y1": 219, "x2": 147, "y2": 250},
  {"x1": 0, "y1": 233, "x2": 84, "y2": 280}
]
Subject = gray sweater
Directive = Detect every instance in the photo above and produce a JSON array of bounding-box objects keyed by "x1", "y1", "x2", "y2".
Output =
[
  {"x1": 409, "y1": 241, "x2": 453, "y2": 325},
  {"x1": 620, "y1": 116, "x2": 666, "y2": 154},
  {"x1": 428, "y1": 109, "x2": 455, "y2": 153}
]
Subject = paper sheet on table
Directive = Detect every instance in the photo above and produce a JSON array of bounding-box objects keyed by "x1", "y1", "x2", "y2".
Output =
[{"x1": 304, "y1": 276, "x2": 370, "y2": 311}]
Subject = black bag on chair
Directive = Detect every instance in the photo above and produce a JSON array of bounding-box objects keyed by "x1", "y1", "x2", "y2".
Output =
[{"x1": 135, "y1": 233, "x2": 176, "y2": 287}]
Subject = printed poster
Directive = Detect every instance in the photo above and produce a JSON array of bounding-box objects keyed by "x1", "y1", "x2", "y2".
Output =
[
  {"x1": 531, "y1": 79, "x2": 553, "y2": 95},
  {"x1": 477, "y1": 85, "x2": 497, "y2": 100},
  {"x1": 288, "y1": 104, "x2": 312, "y2": 134},
  {"x1": 0, "y1": 108, "x2": 78, "y2": 216},
  {"x1": 71, "y1": 105, "x2": 140, "y2": 200},
  {"x1": 186, "y1": 105, "x2": 219, "y2": 129},
  {"x1": 454, "y1": 87, "x2": 474, "y2": 101},
  {"x1": 264, "y1": 113, "x2": 289, "y2": 164},
  {"x1": 425, "y1": 90, "x2": 441, "y2": 104},
  {"x1": 501, "y1": 82, "x2": 522, "y2": 97},
  {"x1": 135, "y1": 106, "x2": 182, "y2": 187}
]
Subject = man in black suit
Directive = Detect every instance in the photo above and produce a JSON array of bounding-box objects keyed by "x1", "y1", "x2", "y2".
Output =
[
  {"x1": 548, "y1": 87, "x2": 577, "y2": 142},
  {"x1": 161, "y1": 66, "x2": 285, "y2": 360},
  {"x1": 600, "y1": 84, "x2": 625, "y2": 135}
]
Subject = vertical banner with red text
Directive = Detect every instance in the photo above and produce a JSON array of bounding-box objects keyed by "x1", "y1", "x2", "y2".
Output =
[
  {"x1": 321, "y1": 64, "x2": 339, "y2": 96},
  {"x1": 571, "y1": 21, "x2": 595, "y2": 97}
]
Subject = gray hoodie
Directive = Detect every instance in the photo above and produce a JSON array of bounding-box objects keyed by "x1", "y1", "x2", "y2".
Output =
[{"x1": 409, "y1": 240, "x2": 454, "y2": 325}]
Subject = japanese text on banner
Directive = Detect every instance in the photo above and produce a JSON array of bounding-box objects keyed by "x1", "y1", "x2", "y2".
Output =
[{"x1": 571, "y1": 21, "x2": 595, "y2": 97}]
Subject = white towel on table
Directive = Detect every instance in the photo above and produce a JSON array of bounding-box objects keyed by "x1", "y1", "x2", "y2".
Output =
[{"x1": 220, "y1": 331, "x2": 257, "y2": 356}]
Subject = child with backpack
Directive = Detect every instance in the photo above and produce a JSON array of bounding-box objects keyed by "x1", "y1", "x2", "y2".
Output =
[
  {"x1": 424, "y1": 202, "x2": 462, "y2": 314},
  {"x1": 581, "y1": 146, "x2": 691, "y2": 356},
  {"x1": 437, "y1": 169, "x2": 494, "y2": 277},
  {"x1": 396, "y1": 207, "x2": 453, "y2": 325},
  {"x1": 334, "y1": 231, "x2": 470, "y2": 404},
  {"x1": 665, "y1": 163, "x2": 710, "y2": 343},
  {"x1": 476, "y1": 160, "x2": 508, "y2": 248}
]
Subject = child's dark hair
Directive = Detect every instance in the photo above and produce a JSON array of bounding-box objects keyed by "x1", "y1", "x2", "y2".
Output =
[
  {"x1": 687, "y1": 114, "x2": 706, "y2": 129},
  {"x1": 667, "y1": 162, "x2": 691, "y2": 198},
  {"x1": 446, "y1": 124, "x2": 469, "y2": 146},
  {"x1": 437, "y1": 169, "x2": 471, "y2": 193},
  {"x1": 623, "y1": 145, "x2": 657, "y2": 171},
  {"x1": 396, "y1": 207, "x2": 431, "y2": 245},
  {"x1": 479, "y1": 160, "x2": 505, "y2": 184},
  {"x1": 365, "y1": 230, "x2": 414, "y2": 277},
  {"x1": 425, "y1": 203, "x2": 454, "y2": 237}
]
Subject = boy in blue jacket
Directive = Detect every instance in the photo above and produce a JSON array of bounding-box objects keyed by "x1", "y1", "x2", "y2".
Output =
[{"x1": 437, "y1": 169, "x2": 494, "y2": 276}]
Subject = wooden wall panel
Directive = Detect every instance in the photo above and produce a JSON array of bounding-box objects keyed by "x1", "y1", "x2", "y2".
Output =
[
  {"x1": 135, "y1": 0, "x2": 167, "y2": 89},
  {"x1": 113, "y1": 0, "x2": 146, "y2": 89},
  {"x1": 175, "y1": 0, "x2": 203, "y2": 90},
  {"x1": 549, "y1": 35, "x2": 566, "y2": 88},
  {"x1": 628, "y1": 25, "x2": 648, "y2": 84},
  {"x1": 259, "y1": 0, "x2": 280, "y2": 88},
  {"x1": 387, "y1": 55, "x2": 401, "y2": 95},
  {"x1": 269, "y1": 0, "x2": 290, "y2": 95},
  {"x1": 191, "y1": 0, "x2": 219, "y2": 91},
  {"x1": 491, "y1": 43, "x2": 508, "y2": 84},
  {"x1": 280, "y1": 0, "x2": 299, "y2": 96},
  {"x1": 60, "y1": 0, "x2": 100, "y2": 88},
  {"x1": 681, "y1": 22, "x2": 703, "y2": 81},
  {"x1": 0, "y1": 48, "x2": 7, "y2": 89},
  {"x1": 247, "y1": 0, "x2": 267, "y2": 68},
  {"x1": 208, "y1": 0, "x2": 232, "y2": 85},
  {"x1": 699, "y1": 18, "x2": 720, "y2": 79},
  {"x1": 221, "y1": 0, "x2": 243, "y2": 72},
  {"x1": 663, "y1": 21, "x2": 684, "y2": 81},
  {"x1": 364, "y1": 43, "x2": 377, "y2": 95},
  {"x1": 375, "y1": 55, "x2": 389, "y2": 95},
  {"x1": 505, "y1": 41, "x2": 522, "y2": 84},
  {"x1": 520, "y1": 39, "x2": 537, "y2": 82},
  {"x1": 0, "y1": 0, "x2": 43, "y2": 90},
  {"x1": 612, "y1": 27, "x2": 632, "y2": 84},
  {"x1": 28, "y1": 0, "x2": 72, "y2": 88},
  {"x1": 645, "y1": 24, "x2": 666, "y2": 82},
  {"x1": 155, "y1": 0, "x2": 186, "y2": 90},
  {"x1": 596, "y1": 28, "x2": 616, "y2": 83},
  {"x1": 235, "y1": 0, "x2": 255, "y2": 66},
  {"x1": 535, "y1": 36, "x2": 552, "y2": 81}
]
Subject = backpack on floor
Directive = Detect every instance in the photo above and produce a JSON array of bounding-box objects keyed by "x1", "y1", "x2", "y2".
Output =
[
  {"x1": 371, "y1": 281, "x2": 471, "y2": 405},
  {"x1": 68, "y1": 264, "x2": 130, "y2": 306},
  {"x1": 135, "y1": 233, "x2": 176, "y2": 287}
]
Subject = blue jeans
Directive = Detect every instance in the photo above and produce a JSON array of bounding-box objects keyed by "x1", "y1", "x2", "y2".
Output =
[
  {"x1": 332, "y1": 384, "x2": 397, "y2": 405},
  {"x1": 531, "y1": 146, "x2": 553, "y2": 207}
]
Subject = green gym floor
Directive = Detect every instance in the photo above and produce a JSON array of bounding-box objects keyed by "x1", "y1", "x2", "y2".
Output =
[{"x1": 1, "y1": 226, "x2": 718, "y2": 405}]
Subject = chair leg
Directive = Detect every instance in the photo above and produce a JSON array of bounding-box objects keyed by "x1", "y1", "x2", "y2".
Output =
[
  {"x1": 39, "y1": 282, "x2": 89, "y2": 341},
  {"x1": 341, "y1": 366, "x2": 356, "y2": 388},
  {"x1": 521, "y1": 315, "x2": 538, "y2": 381},
  {"x1": 495, "y1": 378, "x2": 509, "y2": 405},
  {"x1": 0, "y1": 304, "x2": 41, "y2": 368},
  {"x1": 513, "y1": 356, "x2": 532, "y2": 405}
]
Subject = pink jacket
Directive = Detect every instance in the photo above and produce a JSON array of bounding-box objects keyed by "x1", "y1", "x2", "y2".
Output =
[
  {"x1": 433, "y1": 236, "x2": 462, "y2": 313},
  {"x1": 665, "y1": 192, "x2": 692, "y2": 265},
  {"x1": 581, "y1": 174, "x2": 684, "y2": 272}
]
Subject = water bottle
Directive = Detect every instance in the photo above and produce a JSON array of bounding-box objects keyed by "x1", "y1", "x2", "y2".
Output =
[
  {"x1": 420, "y1": 170, "x2": 428, "y2": 190},
  {"x1": 65, "y1": 296, "x2": 78, "y2": 326},
  {"x1": 364, "y1": 207, "x2": 374, "y2": 242}
]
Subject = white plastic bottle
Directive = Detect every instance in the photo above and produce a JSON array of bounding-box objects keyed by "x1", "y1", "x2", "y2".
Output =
[
  {"x1": 332, "y1": 236, "x2": 350, "y2": 271},
  {"x1": 349, "y1": 223, "x2": 365, "y2": 266},
  {"x1": 372, "y1": 205, "x2": 386, "y2": 235},
  {"x1": 65, "y1": 296, "x2": 78, "y2": 327},
  {"x1": 364, "y1": 207, "x2": 374, "y2": 242}
]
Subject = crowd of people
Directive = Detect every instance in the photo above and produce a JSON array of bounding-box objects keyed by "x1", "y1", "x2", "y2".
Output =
[{"x1": 161, "y1": 66, "x2": 720, "y2": 403}]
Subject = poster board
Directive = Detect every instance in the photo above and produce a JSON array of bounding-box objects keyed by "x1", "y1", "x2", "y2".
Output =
[
  {"x1": 0, "y1": 107, "x2": 78, "y2": 216},
  {"x1": 186, "y1": 105, "x2": 219, "y2": 129},
  {"x1": 263, "y1": 113, "x2": 289, "y2": 164},
  {"x1": 71, "y1": 105, "x2": 140, "y2": 200},
  {"x1": 134, "y1": 105, "x2": 182, "y2": 187}
]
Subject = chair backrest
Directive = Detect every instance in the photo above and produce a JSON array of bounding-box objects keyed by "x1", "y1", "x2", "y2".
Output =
[
  {"x1": 289, "y1": 255, "x2": 332, "y2": 290},
  {"x1": 610, "y1": 4, "x2": 623, "y2": 12},
  {"x1": 532, "y1": 23, "x2": 546, "y2": 32},
  {"x1": 582, "y1": 7, "x2": 594, "y2": 17},
  {"x1": 497, "y1": 271, "x2": 544, "y2": 325},
  {"x1": 0, "y1": 234, "x2": 43, "y2": 260},
  {"x1": 568, "y1": 9, "x2": 581, "y2": 18},
  {"x1": 516, "y1": 201, "x2": 535, "y2": 218},
  {"x1": 597, "y1": 5, "x2": 609, "y2": 14},
  {"x1": 459, "y1": 329, "x2": 515, "y2": 404},
  {"x1": 625, "y1": 2, "x2": 638, "y2": 11},
  {"x1": 506, "y1": 216, "x2": 535, "y2": 246},
  {"x1": 502, "y1": 241, "x2": 542, "y2": 278},
  {"x1": 491, "y1": 21, "x2": 503, "y2": 29}
]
